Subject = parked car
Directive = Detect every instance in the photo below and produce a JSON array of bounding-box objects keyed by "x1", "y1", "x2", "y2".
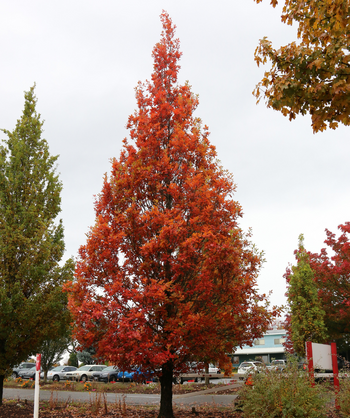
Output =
[
  {"x1": 207, "y1": 364, "x2": 221, "y2": 374},
  {"x1": 65, "y1": 365, "x2": 106, "y2": 382},
  {"x1": 96, "y1": 366, "x2": 120, "y2": 383},
  {"x1": 18, "y1": 366, "x2": 40, "y2": 380},
  {"x1": 11, "y1": 362, "x2": 35, "y2": 379},
  {"x1": 47, "y1": 366, "x2": 78, "y2": 382},
  {"x1": 117, "y1": 369, "x2": 154, "y2": 383},
  {"x1": 40, "y1": 368, "x2": 54, "y2": 379},
  {"x1": 187, "y1": 362, "x2": 221, "y2": 374},
  {"x1": 117, "y1": 369, "x2": 140, "y2": 382},
  {"x1": 91, "y1": 366, "x2": 118, "y2": 382},
  {"x1": 267, "y1": 359, "x2": 287, "y2": 371},
  {"x1": 237, "y1": 361, "x2": 265, "y2": 380}
]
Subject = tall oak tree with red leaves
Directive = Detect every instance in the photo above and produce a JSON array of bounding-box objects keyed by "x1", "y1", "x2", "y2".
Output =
[{"x1": 66, "y1": 12, "x2": 278, "y2": 418}]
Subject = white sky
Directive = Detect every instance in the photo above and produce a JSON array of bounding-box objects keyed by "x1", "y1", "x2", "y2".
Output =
[{"x1": 1, "y1": 0, "x2": 349, "y2": 311}]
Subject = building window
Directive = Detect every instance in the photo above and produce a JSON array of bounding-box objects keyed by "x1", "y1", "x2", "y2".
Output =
[
  {"x1": 254, "y1": 339, "x2": 265, "y2": 345},
  {"x1": 274, "y1": 338, "x2": 286, "y2": 345},
  {"x1": 232, "y1": 356, "x2": 239, "y2": 364}
]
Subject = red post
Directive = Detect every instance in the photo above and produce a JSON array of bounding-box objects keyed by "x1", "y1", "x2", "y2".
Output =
[
  {"x1": 331, "y1": 342, "x2": 340, "y2": 410},
  {"x1": 36, "y1": 353, "x2": 41, "y2": 371},
  {"x1": 306, "y1": 341, "x2": 314, "y2": 387}
]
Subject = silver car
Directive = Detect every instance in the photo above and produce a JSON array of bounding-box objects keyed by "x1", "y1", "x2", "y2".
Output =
[
  {"x1": 267, "y1": 359, "x2": 286, "y2": 371},
  {"x1": 12, "y1": 362, "x2": 36, "y2": 379},
  {"x1": 237, "y1": 361, "x2": 265, "y2": 380},
  {"x1": 18, "y1": 366, "x2": 40, "y2": 380},
  {"x1": 47, "y1": 366, "x2": 78, "y2": 382},
  {"x1": 66, "y1": 364, "x2": 107, "y2": 382}
]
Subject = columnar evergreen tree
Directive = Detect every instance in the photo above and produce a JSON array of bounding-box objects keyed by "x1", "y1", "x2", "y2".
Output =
[
  {"x1": 0, "y1": 86, "x2": 74, "y2": 404},
  {"x1": 285, "y1": 235, "x2": 328, "y2": 357},
  {"x1": 66, "y1": 13, "x2": 279, "y2": 418}
]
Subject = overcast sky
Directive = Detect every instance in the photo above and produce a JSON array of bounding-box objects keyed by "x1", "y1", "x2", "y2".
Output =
[{"x1": 1, "y1": 0, "x2": 349, "y2": 311}]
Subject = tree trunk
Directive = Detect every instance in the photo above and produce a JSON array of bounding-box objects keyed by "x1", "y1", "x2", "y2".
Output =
[
  {"x1": 0, "y1": 374, "x2": 4, "y2": 406},
  {"x1": 205, "y1": 363, "x2": 209, "y2": 385},
  {"x1": 158, "y1": 360, "x2": 174, "y2": 418}
]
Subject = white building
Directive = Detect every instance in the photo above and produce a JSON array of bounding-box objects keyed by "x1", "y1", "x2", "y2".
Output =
[{"x1": 232, "y1": 327, "x2": 286, "y2": 366}]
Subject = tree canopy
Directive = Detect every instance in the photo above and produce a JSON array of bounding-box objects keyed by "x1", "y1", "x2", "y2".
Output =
[
  {"x1": 38, "y1": 298, "x2": 72, "y2": 383},
  {"x1": 254, "y1": 0, "x2": 350, "y2": 132},
  {"x1": 0, "y1": 86, "x2": 74, "y2": 404},
  {"x1": 39, "y1": 330, "x2": 72, "y2": 383},
  {"x1": 66, "y1": 12, "x2": 279, "y2": 418},
  {"x1": 308, "y1": 223, "x2": 350, "y2": 354}
]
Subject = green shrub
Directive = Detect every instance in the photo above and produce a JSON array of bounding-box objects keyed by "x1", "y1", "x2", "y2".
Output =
[
  {"x1": 238, "y1": 360, "x2": 330, "y2": 417},
  {"x1": 338, "y1": 372, "x2": 350, "y2": 416}
]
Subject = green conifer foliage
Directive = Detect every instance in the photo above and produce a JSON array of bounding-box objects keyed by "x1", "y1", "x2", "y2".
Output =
[
  {"x1": 0, "y1": 86, "x2": 74, "y2": 404},
  {"x1": 287, "y1": 235, "x2": 329, "y2": 357}
]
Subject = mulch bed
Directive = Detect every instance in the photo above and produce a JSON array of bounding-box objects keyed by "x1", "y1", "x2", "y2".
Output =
[
  {"x1": 0, "y1": 400, "x2": 243, "y2": 417},
  {"x1": 0, "y1": 398, "x2": 340, "y2": 417}
]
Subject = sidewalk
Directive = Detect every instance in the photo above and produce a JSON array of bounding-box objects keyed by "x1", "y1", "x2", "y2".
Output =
[{"x1": 174, "y1": 380, "x2": 244, "y2": 399}]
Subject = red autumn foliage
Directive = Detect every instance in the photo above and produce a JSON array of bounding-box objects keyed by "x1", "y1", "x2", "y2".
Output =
[
  {"x1": 308, "y1": 223, "x2": 350, "y2": 347},
  {"x1": 65, "y1": 11, "x2": 278, "y2": 418}
]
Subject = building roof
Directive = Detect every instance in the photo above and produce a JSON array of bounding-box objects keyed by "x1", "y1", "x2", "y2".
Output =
[
  {"x1": 233, "y1": 347, "x2": 285, "y2": 355},
  {"x1": 265, "y1": 328, "x2": 286, "y2": 335}
]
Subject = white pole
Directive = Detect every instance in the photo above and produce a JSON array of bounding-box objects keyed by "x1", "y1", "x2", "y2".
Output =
[{"x1": 33, "y1": 353, "x2": 41, "y2": 418}]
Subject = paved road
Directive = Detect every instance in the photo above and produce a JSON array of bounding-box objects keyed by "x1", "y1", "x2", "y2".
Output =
[{"x1": 3, "y1": 383, "x2": 240, "y2": 407}]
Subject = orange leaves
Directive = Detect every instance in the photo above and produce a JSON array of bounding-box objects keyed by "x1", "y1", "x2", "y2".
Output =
[{"x1": 308, "y1": 58, "x2": 323, "y2": 70}]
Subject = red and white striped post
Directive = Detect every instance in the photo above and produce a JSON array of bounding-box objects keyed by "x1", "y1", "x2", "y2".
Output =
[{"x1": 34, "y1": 353, "x2": 41, "y2": 418}]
